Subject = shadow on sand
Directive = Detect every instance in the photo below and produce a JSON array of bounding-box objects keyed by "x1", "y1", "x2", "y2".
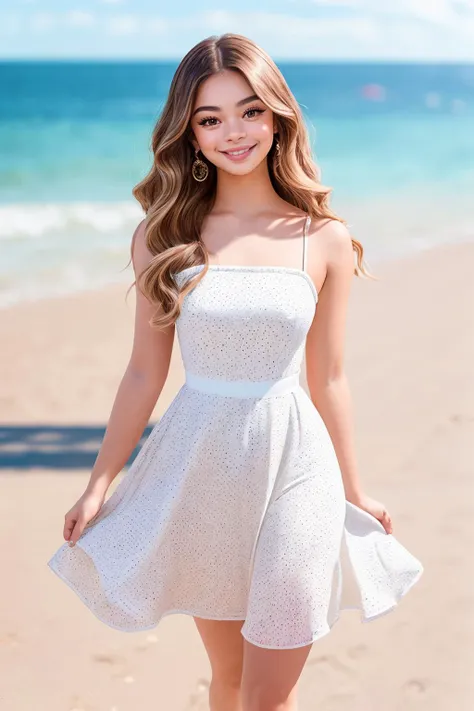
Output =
[{"x1": 0, "y1": 424, "x2": 156, "y2": 470}]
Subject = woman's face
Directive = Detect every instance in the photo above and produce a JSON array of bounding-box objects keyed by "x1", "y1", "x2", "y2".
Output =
[{"x1": 190, "y1": 69, "x2": 276, "y2": 176}]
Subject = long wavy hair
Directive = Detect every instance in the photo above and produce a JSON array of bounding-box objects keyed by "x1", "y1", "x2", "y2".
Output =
[{"x1": 130, "y1": 33, "x2": 372, "y2": 330}]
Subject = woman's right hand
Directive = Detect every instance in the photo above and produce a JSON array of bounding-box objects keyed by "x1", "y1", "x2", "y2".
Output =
[{"x1": 63, "y1": 489, "x2": 106, "y2": 547}]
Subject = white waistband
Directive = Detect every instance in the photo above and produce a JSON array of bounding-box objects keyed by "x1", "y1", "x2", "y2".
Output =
[{"x1": 184, "y1": 370, "x2": 301, "y2": 398}]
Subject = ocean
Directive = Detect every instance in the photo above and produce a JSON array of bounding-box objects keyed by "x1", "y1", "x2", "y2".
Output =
[{"x1": 1, "y1": 60, "x2": 473, "y2": 307}]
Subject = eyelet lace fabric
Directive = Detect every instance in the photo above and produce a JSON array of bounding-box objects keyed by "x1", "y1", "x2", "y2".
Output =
[{"x1": 47, "y1": 265, "x2": 423, "y2": 649}]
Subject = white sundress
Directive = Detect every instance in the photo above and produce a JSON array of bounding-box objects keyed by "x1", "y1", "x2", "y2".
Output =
[{"x1": 47, "y1": 215, "x2": 423, "y2": 649}]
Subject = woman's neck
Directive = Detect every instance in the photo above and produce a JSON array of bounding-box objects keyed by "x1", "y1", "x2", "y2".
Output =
[{"x1": 212, "y1": 159, "x2": 279, "y2": 218}]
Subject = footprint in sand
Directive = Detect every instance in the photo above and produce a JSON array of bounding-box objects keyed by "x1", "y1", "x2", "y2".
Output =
[
  {"x1": 0, "y1": 632, "x2": 20, "y2": 647},
  {"x1": 346, "y1": 644, "x2": 368, "y2": 660},
  {"x1": 91, "y1": 652, "x2": 126, "y2": 666},
  {"x1": 307, "y1": 653, "x2": 356, "y2": 677},
  {"x1": 91, "y1": 652, "x2": 137, "y2": 683},
  {"x1": 319, "y1": 693, "x2": 357, "y2": 710},
  {"x1": 449, "y1": 413, "x2": 474, "y2": 424},
  {"x1": 135, "y1": 633, "x2": 159, "y2": 652},
  {"x1": 402, "y1": 677, "x2": 429, "y2": 695},
  {"x1": 184, "y1": 677, "x2": 210, "y2": 710},
  {"x1": 68, "y1": 693, "x2": 96, "y2": 711}
]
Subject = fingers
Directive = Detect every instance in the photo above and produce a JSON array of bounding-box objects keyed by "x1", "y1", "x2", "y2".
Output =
[
  {"x1": 69, "y1": 520, "x2": 84, "y2": 546},
  {"x1": 63, "y1": 515, "x2": 75, "y2": 542},
  {"x1": 381, "y1": 508, "x2": 393, "y2": 534},
  {"x1": 64, "y1": 515, "x2": 84, "y2": 547}
]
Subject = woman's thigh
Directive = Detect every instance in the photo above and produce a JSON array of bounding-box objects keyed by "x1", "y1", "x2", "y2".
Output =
[
  {"x1": 193, "y1": 617, "x2": 246, "y2": 685},
  {"x1": 241, "y1": 638, "x2": 313, "y2": 710}
]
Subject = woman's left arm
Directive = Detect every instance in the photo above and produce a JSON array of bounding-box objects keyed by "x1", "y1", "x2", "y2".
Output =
[{"x1": 305, "y1": 219, "x2": 393, "y2": 534}]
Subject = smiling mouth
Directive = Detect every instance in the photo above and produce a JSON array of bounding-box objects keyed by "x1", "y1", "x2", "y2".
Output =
[{"x1": 221, "y1": 144, "x2": 257, "y2": 157}]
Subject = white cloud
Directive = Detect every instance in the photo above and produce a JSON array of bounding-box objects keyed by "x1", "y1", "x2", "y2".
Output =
[
  {"x1": 189, "y1": 8, "x2": 474, "y2": 59},
  {"x1": 146, "y1": 17, "x2": 169, "y2": 35},
  {"x1": 311, "y1": 0, "x2": 474, "y2": 26},
  {"x1": 198, "y1": 10, "x2": 376, "y2": 40},
  {"x1": 1, "y1": 14, "x2": 21, "y2": 35},
  {"x1": 106, "y1": 14, "x2": 140, "y2": 36},
  {"x1": 4, "y1": 5, "x2": 474, "y2": 58},
  {"x1": 67, "y1": 11, "x2": 96, "y2": 28},
  {"x1": 30, "y1": 12, "x2": 56, "y2": 33}
]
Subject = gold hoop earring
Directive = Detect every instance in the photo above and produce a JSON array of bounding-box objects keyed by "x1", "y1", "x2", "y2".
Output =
[
  {"x1": 275, "y1": 139, "x2": 281, "y2": 155},
  {"x1": 192, "y1": 148, "x2": 209, "y2": 182}
]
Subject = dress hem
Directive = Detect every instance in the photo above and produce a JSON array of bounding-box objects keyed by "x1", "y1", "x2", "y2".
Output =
[
  {"x1": 47, "y1": 556, "x2": 423, "y2": 648},
  {"x1": 240, "y1": 566, "x2": 424, "y2": 649},
  {"x1": 47, "y1": 558, "x2": 247, "y2": 632}
]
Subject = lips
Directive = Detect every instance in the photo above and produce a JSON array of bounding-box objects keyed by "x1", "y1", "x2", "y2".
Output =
[
  {"x1": 219, "y1": 144, "x2": 258, "y2": 163},
  {"x1": 221, "y1": 144, "x2": 257, "y2": 155}
]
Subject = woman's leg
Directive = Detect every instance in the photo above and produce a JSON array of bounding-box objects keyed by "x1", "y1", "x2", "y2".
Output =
[
  {"x1": 241, "y1": 638, "x2": 313, "y2": 711},
  {"x1": 193, "y1": 617, "x2": 246, "y2": 711}
]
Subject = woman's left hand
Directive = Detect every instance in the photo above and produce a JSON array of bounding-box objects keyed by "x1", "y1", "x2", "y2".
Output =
[{"x1": 348, "y1": 492, "x2": 393, "y2": 534}]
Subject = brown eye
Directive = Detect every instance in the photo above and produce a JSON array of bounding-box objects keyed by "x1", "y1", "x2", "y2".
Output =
[
  {"x1": 244, "y1": 108, "x2": 265, "y2": 119},
  {"x1": 198, "y1": 116, "x2": 219, "y2": 127}
]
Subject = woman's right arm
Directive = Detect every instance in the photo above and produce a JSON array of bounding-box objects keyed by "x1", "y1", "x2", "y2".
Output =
[
  {"x1": 64, "y1": 219, "x2": 175, "y2": 545},
  {"x1": 85, "y1": 217, "x2": 175, "y2": 497}
]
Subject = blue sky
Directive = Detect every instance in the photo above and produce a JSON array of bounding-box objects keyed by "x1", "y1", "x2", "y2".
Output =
[{"x1": 1, "y1": 0, "x2": 474, "y2": 60}]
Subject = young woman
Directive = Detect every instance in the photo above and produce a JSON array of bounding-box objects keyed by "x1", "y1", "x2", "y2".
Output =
[{"x1": 48, "y1": 34, "x2": 423, "y2": 711}]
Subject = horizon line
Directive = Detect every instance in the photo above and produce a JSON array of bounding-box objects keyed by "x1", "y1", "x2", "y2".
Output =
[{"x1": 1, "y1": 57, "x2": 473, "y2": 64}]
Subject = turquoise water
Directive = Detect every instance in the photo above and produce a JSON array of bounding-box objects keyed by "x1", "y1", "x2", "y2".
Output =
[{"x1": 1, "y1": 61, "x2": 473, "y2": 305}]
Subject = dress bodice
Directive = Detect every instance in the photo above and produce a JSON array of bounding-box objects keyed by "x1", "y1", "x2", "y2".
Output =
[{"x1": 173, "y1": 265, "x2": 317, "y2": 382}]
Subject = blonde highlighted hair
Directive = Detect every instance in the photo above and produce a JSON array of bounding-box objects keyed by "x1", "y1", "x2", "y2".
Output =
[{"x1": 129, "y1": 33, "x2": 372, "y2": 330}]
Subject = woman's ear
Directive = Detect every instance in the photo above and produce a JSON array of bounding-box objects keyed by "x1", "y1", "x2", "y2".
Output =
[{"x1": 189, "y1": 132, "x2": 199, "y2": 153}]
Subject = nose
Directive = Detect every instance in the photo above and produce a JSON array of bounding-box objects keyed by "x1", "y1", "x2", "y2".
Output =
[{"x1": 224, "y1": 117, "x2": 247, "y2": 143}]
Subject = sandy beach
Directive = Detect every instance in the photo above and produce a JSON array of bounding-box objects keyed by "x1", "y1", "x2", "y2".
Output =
[{"x1": 1, "y1": 240, "x2": 473, "y2": 711}]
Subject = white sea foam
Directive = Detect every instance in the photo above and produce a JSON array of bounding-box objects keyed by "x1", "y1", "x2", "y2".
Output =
[
  {"x1": 0, "y1": 201, "x2": 144, "y2": 240},
  {"x1": 0, "y1": 194, "x2": 473, "y2": 309},
  {"x1": 0, "y1": 201, "x2": 145, "y2": 307}
]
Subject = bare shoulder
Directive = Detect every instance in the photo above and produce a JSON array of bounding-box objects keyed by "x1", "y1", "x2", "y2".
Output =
[
  {"x1": 309, "y1": 217, "x2": 353, "y2": 267},
  {"x1": 308, "y1": 217, "x2": 352, "y2": 248},
  {"x1": 131, "y1": 217, "x2": 153, "y2": 273}
]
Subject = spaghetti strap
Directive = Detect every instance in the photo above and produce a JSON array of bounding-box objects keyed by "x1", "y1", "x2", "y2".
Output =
[{"x1": 302, "y1": 214, "x2": 311, "y2": 273}]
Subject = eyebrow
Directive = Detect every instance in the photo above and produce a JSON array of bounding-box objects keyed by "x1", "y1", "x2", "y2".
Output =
[{"x1": 192, "y1": 94, "x2": 260, "y2": 117}]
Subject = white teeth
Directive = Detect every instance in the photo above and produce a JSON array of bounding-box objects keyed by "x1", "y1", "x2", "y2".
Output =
[{"x1": 226, "y1": 147, "x2": 252, "y2": 156}]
